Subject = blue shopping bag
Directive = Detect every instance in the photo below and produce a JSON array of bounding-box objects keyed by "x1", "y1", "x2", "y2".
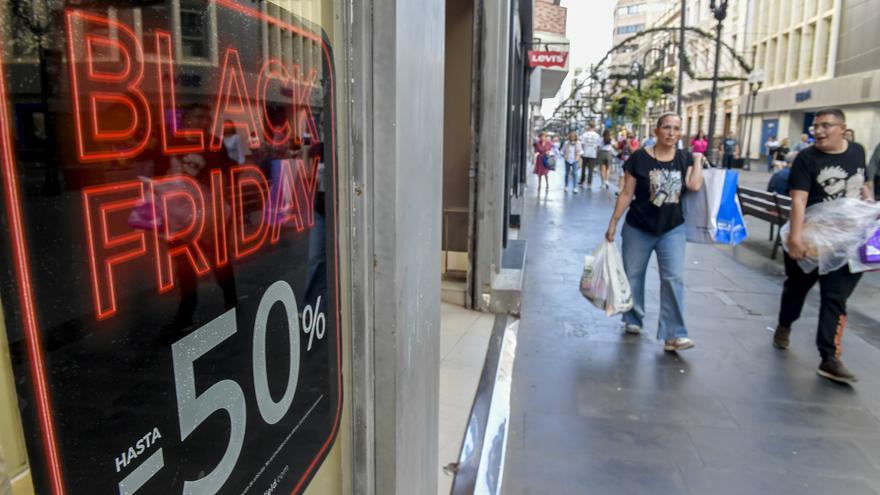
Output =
[{"x1": 714, "y1": 170, "x2": 748, "y2": 245}]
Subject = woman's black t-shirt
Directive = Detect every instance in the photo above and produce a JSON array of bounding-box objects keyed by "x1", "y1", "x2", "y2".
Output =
[{"x1": 624, "y1": 148, "x2": 693, "y2": 236}]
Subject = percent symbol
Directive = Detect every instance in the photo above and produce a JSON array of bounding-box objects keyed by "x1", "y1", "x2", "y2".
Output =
[{"x1": 302, "y1": 295, "x2": 326, "y2": 351}]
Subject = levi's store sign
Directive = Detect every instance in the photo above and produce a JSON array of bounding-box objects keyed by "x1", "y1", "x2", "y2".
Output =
[
  {"x1": 0, "y1": 1, "x2": 341, "y2": 494},
  {"x1": 528, "y1": 50, "x2": 569, "y2": 68}
]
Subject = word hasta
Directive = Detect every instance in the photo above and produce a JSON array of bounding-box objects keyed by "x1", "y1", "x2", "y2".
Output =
[{"x1": 115, "y1": 427, "x2": 162, "y2": 473}]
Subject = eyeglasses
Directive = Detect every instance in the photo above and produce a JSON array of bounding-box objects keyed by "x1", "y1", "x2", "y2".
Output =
[
  {"x1": 808, "y1": 122, "x2": 843, "y2": 135},
  {"x1": 659, "y1": 125, "x2": 681, "y2": 132}
]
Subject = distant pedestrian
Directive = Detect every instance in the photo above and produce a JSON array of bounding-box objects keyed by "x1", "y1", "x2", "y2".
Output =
[
  {"x1": 772, "y1": 138, "x2": 791, "y2": 170},
  {"x1": 766, "y1": 151, "x2": 795, "y2": 196},
  {"x1": 580, "y1": 124, "x2": 601, "y2": 188},
  {"x1": 643, "y1": 135, "x2": 657, "y2": 148},
  {"x1": 773, "y1": 108, "x2": 874, "y2": 384},
  {"x1": 690, "y1": 131, "x2": 708, "y2": 155},
  {"x1": 604, "y1": 112, "x2": 705, "y2": 351},
  {"x1": 793, "y1": 133, "x2": 811, "y2": 152},
  {"x1": 598, "y1": 129, "x2": 616, "y2": 189},
  {"x1": 562, "y1": 131, "x2": 583, "y2": 194},
  {"x1": 844, "y1": 128, "x2": 856, "y2": 143},
  {"x1": 551, "y1": 135, "x2": 564, "y2": 171},
  {"x1": 765, "y1": 135, "x2": 780, "y2": 172},
  {"x1": 616, "y1": 132, "x2": 639, "y2": 192},
  {"x1": 720, "y1": 132, "x2": 739, "y2": 169},
  {"x1": 533, "y1": 131, "x2": 552, "y2": 192}
]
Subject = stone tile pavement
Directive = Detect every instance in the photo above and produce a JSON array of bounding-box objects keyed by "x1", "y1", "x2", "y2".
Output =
[{"x1": 502, "y1": 173, "x2": 880, "y2": 495}]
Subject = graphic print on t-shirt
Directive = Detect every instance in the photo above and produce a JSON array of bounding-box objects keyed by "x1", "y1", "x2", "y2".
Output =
[
  {"x1": 649, "y1": 169, "x2": 683, "y2": 206},
  {"x1": 816, "y1": 165, "x2": 865, "y2": 201}
]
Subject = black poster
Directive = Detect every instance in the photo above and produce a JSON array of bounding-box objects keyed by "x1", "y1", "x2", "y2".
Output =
[{"x1": 0, "y1": 1, "x2": 342, "y2": 493}]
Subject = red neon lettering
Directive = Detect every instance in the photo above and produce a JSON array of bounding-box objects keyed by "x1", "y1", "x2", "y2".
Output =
[
  {"x1": 210, "y1": 169, "x2": 229, "y2": 267},
  {"x1": 270, "y1": 159, "x2": 305, "y2": 243},
  {"x1": 85, "y1": 35, "x2": 131, "y2": 82},
  {"x1": 257, "y1": 59, "x2": 293, "y2": 145},
  {"x1": 230, "y1": 166, "x2": 270, "y2": 259},
  {"x1": 82, "y1": 182, "x2": 147, "y2": 320},
  {"x1": 297, "y1": 157, "x2": 321, "y2": 228},
  {"x1": 210, "y1": 48, "x2": 259, "y2": 151},
  {"x1": 66, "y1": 10, "x2": 150, "y2": 162},
  {"x1": 150, "y1": 177, "x2": 210, "y2": 293},
  {"x1": 291, "y1": 64, "x2": 319, "y2": 145},
  {"x1": 155, "y1": 31, "x2": 204, "y2": 154}
]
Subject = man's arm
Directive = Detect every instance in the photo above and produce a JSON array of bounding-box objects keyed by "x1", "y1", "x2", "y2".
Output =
[{"x1": 786, "y1": 190, "x2": 809, "y2": 259}]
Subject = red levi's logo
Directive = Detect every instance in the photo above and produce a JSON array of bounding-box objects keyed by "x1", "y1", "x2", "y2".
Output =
[{"x1": 528, "y1": 50, "x2": 568, "y2": 68}]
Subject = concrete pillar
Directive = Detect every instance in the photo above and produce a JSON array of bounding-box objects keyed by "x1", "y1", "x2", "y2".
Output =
[
  {"x1": 474, "y1": 0, "x2": 511, "y2": 311},
  {"x1": 349, "y1": 0, "x2": 445, "y2": 493}
]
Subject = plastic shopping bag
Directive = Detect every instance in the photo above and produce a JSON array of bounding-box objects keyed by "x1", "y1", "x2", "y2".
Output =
[
  {"x1": 781, "y1": 198, "x2": 880, "y2": 274},
  {"x1": 684, "y1": 168, "x2": 725, "y2": 243},
  {"x1": 713, "y1": 170, "x2": 748, "y2": 245},
  {"x1": 580, "y1": 241, "x2": 633, "y2": 316}
]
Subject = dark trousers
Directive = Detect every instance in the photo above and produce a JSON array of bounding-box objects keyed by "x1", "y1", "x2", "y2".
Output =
[
  {"x1": 580, "y1": 156, "x2": 596, "y2": 185},
  {"x1": 722, "y1": 153, "x2": 735, "y2": 169},
  {"x1": 174, "y1": 240, "x2": 237, "y2": 325},
  {"x1": 779, "y1": 253, "x2": 862, "y2": 360}
]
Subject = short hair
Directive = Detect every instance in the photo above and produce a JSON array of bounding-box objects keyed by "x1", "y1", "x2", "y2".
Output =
[
  {"x1": 655, "y1": 112, "x2": 681, "y2": 128},
  {"x1": 815, "y1": 108, "x2": 846, "y2": 122}
]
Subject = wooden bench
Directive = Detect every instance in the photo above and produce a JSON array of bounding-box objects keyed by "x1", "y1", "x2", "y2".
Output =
[{"x1": 736, "y1": 187, "x2": 791, "y2": 259}]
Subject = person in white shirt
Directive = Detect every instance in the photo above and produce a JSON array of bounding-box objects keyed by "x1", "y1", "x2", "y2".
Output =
[
  {"x1": 562, "y1": 131, "x2": 584, "y2": 193},
  {"x1": 579, "y1": 123, "x2": 601, "y2": 188},
  {"x1": 222, "y1": 122, "x2": 247, "y2": 165}
]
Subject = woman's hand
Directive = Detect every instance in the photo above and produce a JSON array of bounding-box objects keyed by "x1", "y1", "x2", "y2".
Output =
[
  {"x1": 787, "y1": 235, "x2": 809, "y2": 260},
  {"x1": 605, "y1": 222, "x2": 617, "y2": 242}
]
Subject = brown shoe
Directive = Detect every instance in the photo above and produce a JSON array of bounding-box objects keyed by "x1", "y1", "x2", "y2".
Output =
[
  {"x1": 817, "y1": 358, "x2": 858, "y2": 384},
  {"x1": 772, "y1": 325, "x2": 791, "y2": 350}
]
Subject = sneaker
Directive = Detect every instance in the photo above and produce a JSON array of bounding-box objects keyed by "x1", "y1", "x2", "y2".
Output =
[
  {"x1": 817, "y1": 358, "x2": 858, "y2": 384},
  {"x1": 573, "y1": 187, "x2": 579, "y2": 194},
  {"x1": 624, "y1": 324, "x2": 641, "y2": 335},
  {"x1": 664, "y1": 338, "x2": 695, "y2": 352},
  {"x1": 563, "y1": 187, "x2": 569, "y2": 193},
  {"x1": 772, "y1": 325, "x2": 791, "y2": 349}
]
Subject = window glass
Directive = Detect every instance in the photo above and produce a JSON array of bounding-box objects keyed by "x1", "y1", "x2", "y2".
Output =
[{"x1": 0, "y1": 1, "x2": 344, "y2": 493}]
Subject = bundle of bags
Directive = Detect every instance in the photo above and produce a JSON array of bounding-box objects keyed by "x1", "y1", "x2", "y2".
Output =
[
  {"x1": 684, "y1": 168, "x2": 748, "y2": 246},
  {"x1": 780, "y1": 198, "x2": 880, "y2": 274},
  {"x1": 579, "y1": 241, "x2": 633, "y2": 316}
]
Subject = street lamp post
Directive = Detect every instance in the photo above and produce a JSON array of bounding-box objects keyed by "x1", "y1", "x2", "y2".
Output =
[
  {"x1": 743, "y1": 69, "x2": 764, "y2": 171},
  {"x1": 706, "y1": 0, "x2": 729, "y2": 163}
]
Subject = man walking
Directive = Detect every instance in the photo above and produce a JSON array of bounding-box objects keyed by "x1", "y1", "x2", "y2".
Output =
[
  {"x1": 765, "y1": 135, "x2": 780, "y2": 172},
  {"x1": 773, "y1": 109, "x2": 874, "y2": 384},
  {"x1": 720, "y1": 132, "x2": 739, "y2": 169},
  {"x1": 579, "y1": 123, "x2": 601, "y2": 188}
]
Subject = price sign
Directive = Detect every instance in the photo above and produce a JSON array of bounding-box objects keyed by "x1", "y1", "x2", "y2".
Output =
[{"x1": 0, "y1": 1, "x2": 342, "y2": 493}]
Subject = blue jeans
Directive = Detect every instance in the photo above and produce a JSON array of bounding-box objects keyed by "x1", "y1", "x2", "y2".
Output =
[
  {"x1": 564, "y1": 161, "x2": 579, "y2": 188},
  {"x1": 621, "y1": 222, "x2": 687, "y2": 340}
]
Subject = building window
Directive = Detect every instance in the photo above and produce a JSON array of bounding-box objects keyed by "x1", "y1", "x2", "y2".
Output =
[
  {"x1": 179, "y1": 0, "x2": 209, "y2": 58},
  {"x1": 616, "y1": 23, "x2": 645, "y2": 35},
  {"x1": 616, "y1": 4, "x2": 643, "y2": 16}
]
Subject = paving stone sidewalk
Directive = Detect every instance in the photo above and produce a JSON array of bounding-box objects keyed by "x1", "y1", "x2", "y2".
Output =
[{"x1": 503, "y1": 175, "x2": 880, "y2": 495}]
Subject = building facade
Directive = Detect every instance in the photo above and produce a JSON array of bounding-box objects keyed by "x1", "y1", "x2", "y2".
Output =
[{"x1": 742, "y1": 0, "x2": 880, "y2": 160}]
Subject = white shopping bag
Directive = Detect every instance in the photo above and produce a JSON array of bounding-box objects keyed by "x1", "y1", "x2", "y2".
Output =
[
  {"x1": 684, "y1": 168, "x2": 725, "y2": 244},
  {"x1": 580, "y1": 241, "x2": 633, "y2": 316}
]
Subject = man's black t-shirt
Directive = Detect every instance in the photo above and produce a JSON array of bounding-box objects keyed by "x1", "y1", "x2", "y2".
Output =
[
  {"x1": 624, "y1": 148, "x2": 693, "y2": 235},
  {"x1": 789, "y1": 143, "x2": 866, "y2": 207}
]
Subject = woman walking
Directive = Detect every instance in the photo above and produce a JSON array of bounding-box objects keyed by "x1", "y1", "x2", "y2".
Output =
[
  {"x1": 562, "y1": 131, "x2": 584, "y2": 194},
  {"x1": 598, "y1": 129, "x2": 616, "y2": 189},
  {"x1": 533, "y1": 131, "x2": 552, "y2": 192},
  {"x1": 604, "y1": 113, "x2": 705, "y2": 351},
  {"x1": 690, "y1": 130, "x2": 708, "y2": 155}
]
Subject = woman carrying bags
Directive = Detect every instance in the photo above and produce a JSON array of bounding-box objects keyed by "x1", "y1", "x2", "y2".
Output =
[
  {"x1": 533, "y1": 131, "x2": 553, "y2": 192},
  {"x1": 604, "y1": 113, "x2": 705, "y2": 351}
]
